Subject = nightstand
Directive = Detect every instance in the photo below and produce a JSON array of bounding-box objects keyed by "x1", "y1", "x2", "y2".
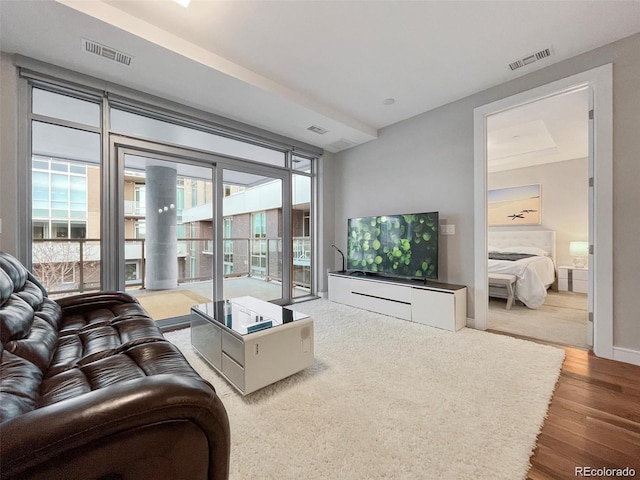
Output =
[{"x1": 558, "y1": 265, "x2": 588, "y2": 293}]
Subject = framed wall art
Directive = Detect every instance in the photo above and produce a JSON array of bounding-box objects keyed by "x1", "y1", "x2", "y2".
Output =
[{"x1": 488, "y1": 184, "x2": 541, "y2": 226}]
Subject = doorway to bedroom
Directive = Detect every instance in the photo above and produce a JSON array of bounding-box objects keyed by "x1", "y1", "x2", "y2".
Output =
[{"x1": 484, "y1": 88, "x2": 590, "y2": 349}]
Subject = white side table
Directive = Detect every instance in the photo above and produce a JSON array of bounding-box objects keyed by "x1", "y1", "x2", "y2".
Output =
[{"x1": 558, "y1": 266, "x2": 588, "y2": 293}]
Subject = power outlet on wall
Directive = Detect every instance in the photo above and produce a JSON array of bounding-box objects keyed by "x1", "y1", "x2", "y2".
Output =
[{"x1": 440, "y1": 224, "x2": 455, "y2": 235}]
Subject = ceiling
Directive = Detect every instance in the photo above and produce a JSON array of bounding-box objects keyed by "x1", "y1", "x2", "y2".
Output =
[
  {"x1": 1, "y1": 0, "x2": 639, "y2": 154},
  {"x1": 487, "y1": 87, "x2": 589, "y2": 172}
]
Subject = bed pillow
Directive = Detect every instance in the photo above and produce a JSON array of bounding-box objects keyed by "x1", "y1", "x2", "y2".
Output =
[
  {"x1": 487, "y1": 245, "x2": 502, "y2": 253},
  {"x1": 500, "y1": 246, "x2": 549, "y2": 257}
]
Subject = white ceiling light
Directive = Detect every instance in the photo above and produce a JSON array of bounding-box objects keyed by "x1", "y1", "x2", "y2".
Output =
[{"x1": 172, "y1": 0, "x2": 191, "y2": 8}]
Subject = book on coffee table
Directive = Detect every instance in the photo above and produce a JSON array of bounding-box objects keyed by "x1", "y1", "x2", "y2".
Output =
[{"x1": 238, "y1": 317, "x2": 273, "y2": 334}]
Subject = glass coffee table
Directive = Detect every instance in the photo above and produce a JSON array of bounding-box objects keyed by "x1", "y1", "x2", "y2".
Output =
[{"x1": 190, "y1": 296, "x2": 314, "y2": 395}]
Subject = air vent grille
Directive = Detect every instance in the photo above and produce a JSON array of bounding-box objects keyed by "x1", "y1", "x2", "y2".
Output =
[
  {"x1": 536, "y1": 48, "x2": 551, "y2": 60},
  {"x1": 328, "y1": 138, "x2": 356, "y2": 151},
  {"x1": 509, "y1": 47, "x2": 552, "y2": 71},
  {"x1": 307, "y1": 125, "x2": 328, "y2": 135},
  {"x1": 82, "y1": 39, "x2": 132, "y2": 66}
]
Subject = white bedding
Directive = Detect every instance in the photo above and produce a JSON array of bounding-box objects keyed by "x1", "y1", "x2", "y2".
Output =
[{"x1": 489, "y1": 255, "x2": 555, "y2": 309}]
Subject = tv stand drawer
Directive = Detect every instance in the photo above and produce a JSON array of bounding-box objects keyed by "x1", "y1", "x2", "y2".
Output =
[
  {"x1": 350, "y1": 278, "x2": 412, "y2": 303},
  {"x1": 350, "y1": 291, "x2": 412, "y2": 320}
]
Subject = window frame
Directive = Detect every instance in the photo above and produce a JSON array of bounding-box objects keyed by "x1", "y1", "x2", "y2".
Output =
[{"x1": 18, "y1": 71, "x2": 319, "y2": 306}]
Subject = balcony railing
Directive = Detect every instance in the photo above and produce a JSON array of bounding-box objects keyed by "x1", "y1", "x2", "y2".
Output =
[
  {"x1": 293, "y1": 236, "x2": 311, "y2": 266},
  {"x1": 32, "y1": 236, "x2": 311, "y2": 296},
  {"x1": 123, "y1": 200, "x2": 145, "y2": 217}
]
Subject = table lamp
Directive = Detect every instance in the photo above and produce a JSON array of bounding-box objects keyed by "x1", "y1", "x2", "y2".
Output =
[{"x1": 569, "y1": 241, "x2": 589, "y2": 268}]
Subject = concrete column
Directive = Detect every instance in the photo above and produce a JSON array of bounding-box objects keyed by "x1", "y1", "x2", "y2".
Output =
[{"x1": 145, "y1": 163, "x2": 177, "y2": 290}]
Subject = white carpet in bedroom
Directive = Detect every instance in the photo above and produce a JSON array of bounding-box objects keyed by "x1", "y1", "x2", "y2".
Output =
[
  {"x1": 164, "y1": 299, "x2": 565, "y2": 480},
  {"x1": 488, "y1": 290, "x2": 589, "y2": 348}
]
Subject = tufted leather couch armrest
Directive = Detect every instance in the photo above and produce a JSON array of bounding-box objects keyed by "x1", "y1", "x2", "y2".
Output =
[
  {"x1": 55, "y1": 291, "x2": 140, "y2": 310},
  {"x1": 55, "y1": 292, "x2": 150, "y2": 330},
  {"x1": 0, "y1": 375, "x2": 231, "y2": 480}
]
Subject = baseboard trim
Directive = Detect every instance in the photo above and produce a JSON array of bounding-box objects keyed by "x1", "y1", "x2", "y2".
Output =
[{"x1": 612, "y1": 346, "x2": 640, "y2": 366}]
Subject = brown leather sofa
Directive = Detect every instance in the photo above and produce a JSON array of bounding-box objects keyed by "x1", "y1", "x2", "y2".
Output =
[{"x1": 0, "y1": 252, "x2": 230, "y2": 480}]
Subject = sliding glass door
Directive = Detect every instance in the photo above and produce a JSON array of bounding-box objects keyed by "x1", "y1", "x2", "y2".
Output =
[
  {"x1": 115, "y1": 140, "x2": 216, "y2": 324},
  {"x1": 220, "y1": 168, "x2": 287, "y2": 303}
]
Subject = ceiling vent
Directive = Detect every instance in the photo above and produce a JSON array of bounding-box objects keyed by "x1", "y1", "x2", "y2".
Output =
[
  {"x1": 82, "y1": 39, "x2": 132, "y2": 66},
  {"x1": 307, "y1": 125, "x2": 329, "y2": 135},
  {"x1": 328, "y1": 138, "x2": 356, "y2": 151},
  {"x1": 509, "y1": 47, "x2": 552, "y2": 71}
]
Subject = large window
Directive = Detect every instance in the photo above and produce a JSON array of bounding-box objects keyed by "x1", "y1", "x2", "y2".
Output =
[
  {"x1": 223, "y1": 217, "x2": 233, "y2": 275},
  {"x1": 23, "y1": 78, "x2": 316, "y2": 309},
  {"x1": 251, "y1": 211, "x2": 267, "y2": 278},
  {"x1": 133, "y1": 185, "x2": 145, "y2": 216},
  {"x1": 32, "y1": 158, "x2": 88, "y2": 225},
  {"x1": 32, "y1": 88, "x2": 100, "y2": 127},
  {"x1": 30, "y1": 89, "x2": 102, "y2": 295},
  {"x1": 252, "y1": 211, "x2": 266, "y2": 238},
  {"x1": 292, "y1": 156, "x2": 313, "y2": 297},
  {"x1": 111, "y1": 109, "x2": 286, "y2": 167}
]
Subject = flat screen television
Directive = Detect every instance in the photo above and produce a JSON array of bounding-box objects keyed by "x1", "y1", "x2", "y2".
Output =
[{"x1": 347, "y1": 212, "x2": 438, "y2": 280}]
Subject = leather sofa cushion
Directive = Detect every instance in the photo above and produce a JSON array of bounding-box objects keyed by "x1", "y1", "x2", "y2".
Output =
[
  {"x1": 48, "y1": 315, "x2": 166, "y2": 377},
  {"x1": 0, "y1": 295, "x2": 36, "y2": 342},
  {"x1": 0, "y1": 252, "x2": 57, "y2": 344},
  {"x1": 0, "y1": 345, "x2": 43, "y2": 423},
  {"x1": 59, "y1": 303, "x2": 150, "y2": 333},
  {"x1": 0, "y1": 269, "x2": 12, "y2": 307},
  {"x1": 3, "y1": 315, "x2": 58, "y2": 372},
  {"x1": 0, "y1": 254, "x2": 28, "y2": 293},
  {"x1": 39, "y1": 341, "x2": 205, "y2": 407},
  {"x1": 13, "y1": 279, "x2": 44, "y2": 313},
  {"x1": 0, "y1": 290, "x2": 59, "y2": 344},
  {"x1": 34, "y1": 298, "x2": 63, "y2": 330}
]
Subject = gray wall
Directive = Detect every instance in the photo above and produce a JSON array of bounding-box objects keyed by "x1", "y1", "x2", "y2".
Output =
[
  {"x1": 333, "y1": 103, "x2": 473, "y2": 287},
  {"x1": 489, "y1": 157, "x2": 589, "y2": 267},
  {"x1": 0, "y1": 52, "x2": 19, "y2": 253},
  {"x1": 316, "y1": 151, "x2": 336, "y2": 295},
  {"x1": 331, "y1": 33, "x2": 640, "y2": 352}
]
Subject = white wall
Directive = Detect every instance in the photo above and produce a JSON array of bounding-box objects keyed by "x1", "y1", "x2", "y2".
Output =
[
  {"x1": 488, "y1": 157, "x2": 588, "y2": 267},
  {"x1": 331, "y1": 33, "x2": 640, "y2": 352}
]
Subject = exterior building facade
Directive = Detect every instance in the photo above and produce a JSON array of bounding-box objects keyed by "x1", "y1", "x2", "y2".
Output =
[{"x1": 33, "y1": 160, "x2": 311, "y2": 296}]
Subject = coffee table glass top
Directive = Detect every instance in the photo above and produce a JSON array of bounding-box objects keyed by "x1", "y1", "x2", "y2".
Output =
[{"x1": 192, "y1": 296, "x2": 309, "y2": 336}]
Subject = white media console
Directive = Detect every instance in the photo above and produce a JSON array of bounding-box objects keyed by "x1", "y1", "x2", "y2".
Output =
[{"x1": 328, "y1": 272, "x2": 467, "y2": 331}]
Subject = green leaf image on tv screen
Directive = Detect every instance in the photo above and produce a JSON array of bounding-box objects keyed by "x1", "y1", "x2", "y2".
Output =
[{"x1": 347, "y1": 212, "x2": 438, "y2": 279}]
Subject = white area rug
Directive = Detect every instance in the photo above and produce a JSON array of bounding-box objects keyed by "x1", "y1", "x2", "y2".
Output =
[{"x1": 164, "y1": 299, "x2": 565, "y2": 480}]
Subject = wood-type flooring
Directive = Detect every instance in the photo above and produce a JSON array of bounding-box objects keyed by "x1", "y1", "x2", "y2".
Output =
[{"x1": 524, "y1": 344, "x2": 640, "y2": 479}]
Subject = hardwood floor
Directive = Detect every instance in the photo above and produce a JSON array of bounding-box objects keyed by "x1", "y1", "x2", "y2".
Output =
[{"x1": 526, "y1": 345, "x2": 640, "y2": 479}]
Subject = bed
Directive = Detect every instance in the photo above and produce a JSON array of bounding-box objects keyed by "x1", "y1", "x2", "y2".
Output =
[{"x1": 488, "y1": 230, "x2": 556, "y2": 309}]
